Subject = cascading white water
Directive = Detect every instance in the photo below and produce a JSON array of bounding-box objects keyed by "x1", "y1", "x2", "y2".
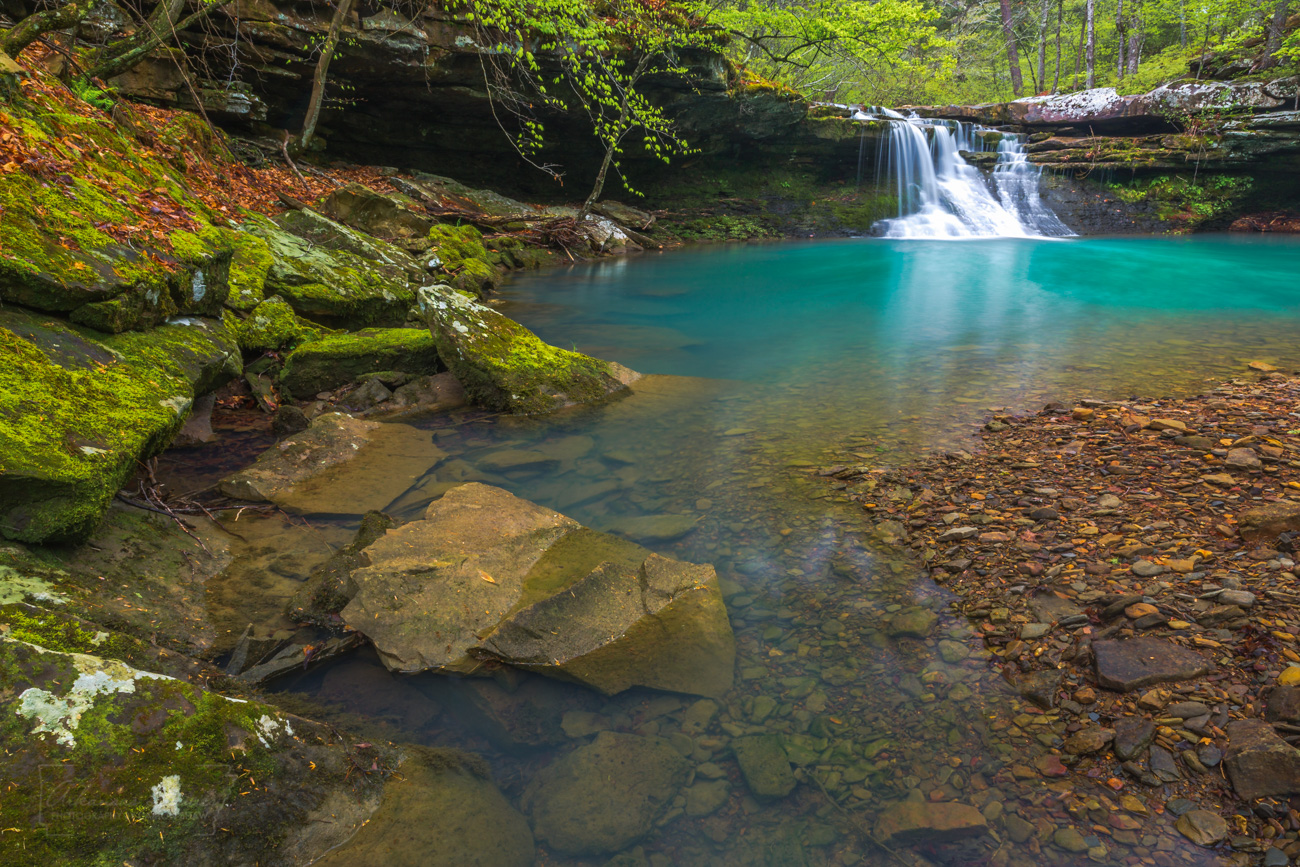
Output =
[{"x1": 869, "y1": 114, "x2": 1074, "y2": 239}]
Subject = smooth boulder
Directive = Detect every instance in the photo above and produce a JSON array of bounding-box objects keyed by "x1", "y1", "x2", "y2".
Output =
[
  {"x1": 525, "y1": 731, "x2": 690, "y2": 856},
  {"x1": 341, "y1": 483, "x2": 735, "y2": 697}
]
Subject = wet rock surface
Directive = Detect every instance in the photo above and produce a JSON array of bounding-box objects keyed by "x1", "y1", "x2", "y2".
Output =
[
  {"x1": 342, "y1": 483, "x2": 735, "y2": 696},
  {"x1": 524, "y1": 731, "x2": 691, "y2": 856}
]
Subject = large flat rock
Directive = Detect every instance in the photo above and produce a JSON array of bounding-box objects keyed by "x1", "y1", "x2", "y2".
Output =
[
  {"x1": 1093, "y1": 637, "x2": 1213, "y2": 692},
  {"x1": 341, "y1": 483, "x2": 735, "y2": 697},
  {"x1": 1225, "y1": 718, "x2": 1300, "y2": 800},
  {"x1": 217, "y1": 413, "x2": 442, "y2": 514}
]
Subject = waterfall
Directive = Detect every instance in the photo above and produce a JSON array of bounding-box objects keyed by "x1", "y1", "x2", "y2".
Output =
[{"x1": 868, "y1": 114, "x2": 1073, "y2": 239}]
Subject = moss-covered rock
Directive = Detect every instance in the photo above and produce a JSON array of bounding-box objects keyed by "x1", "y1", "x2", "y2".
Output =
[
  {"x1": 279, "y1": 326, "x2": 440, "y2": 396},
  {"x1": 320, "y1": 182, "x2": 436, "y2": 244},
  {"x1": 237, "y1": 295, "x2": 323, "y2": 354},
  {"x1": 0, "y1": 636, "x2": 395, "y2": 866},
  {"x1": 224, "y1": 227, "x2": 276, "y2": 311},
  {"x1": 244, "y1": 211, "x2": 421, "y2": 327},
  {"x1": 0, "y1": 78, "x2": 236, "y2": 333},
  {"x1": 417, "y1": 284, "x2": 638, "y2": 415},
  {"x1": 0, "y1": 309, "x2": 238, "y2": 543},
  {"x1": 425, "y1": 223, "x2": 501, "y2": 296}
]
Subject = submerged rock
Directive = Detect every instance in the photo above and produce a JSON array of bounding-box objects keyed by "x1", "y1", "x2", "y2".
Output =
[
  {"x1": 418, "y1": 284, "x2": 639, "y2": 415},
  {"x1": 1225, "y1": 718, "x2": 1300, "y2": 800},
  {"x1": 217, "y1": 413, "x2": 441, "y2": 514},
  {"x1": 874, "y1": 800, "x2": 988, "y2": 845},
  {"x1": 525, "y1": 731, "x2": 690, "y2": 856},
  {"x1": 342, "y1": 483, "x2": 735, "y2": 697},
  {"x1": 732, "y1": 733, "x2": 797, "y2": 799},
  {"x1": 313, "y1": 751, "x2": 534, "y2": 867}
]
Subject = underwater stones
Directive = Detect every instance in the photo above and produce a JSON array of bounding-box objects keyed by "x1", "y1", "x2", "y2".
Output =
[
  {"x1": 342, "y1": 483, "x2": 735, "y2": 697},
  {"x1": 217, "y1": 413, "x2": 440, "y2": 514},
  {"x1": 874, "y1": 800, "x2": 988, "y2": 846},
  {"x1": 1093, "y1": 637, "x2": 1213, "y2": 692},
  {"x1": 1175, "y1": 810, "x2": 1229, "y2": 847},
  {"x1": 887, "y1": 607, "x2": 938, "y2": 638},
  {"x1": 279, "y1": 327, "x2": 441, "y2": 397},
  {"x1": 1224, "y1": 719, "x2": 1300, "y2": 800},
  {"x1": 0, "y1": 311, "x2": 239, "y2": 543},
  {"x1": 525, "y1": 731, "x2": 690, "y2": 856},
  {"x1": 286, "y1": 510, "x2": 395, "y2": 628},
  {"x1": 314, "y1": 754, "x2": 534, "y2": 867},
  {"x1": 605, "y1": 513, "x2": 699, "y2": 543},
  {"x1": 732, "y1": 734, "x2": 797, "y2": 799},
  {"x1": 418, "y1": 284, "x2": 639, "y2": 415}
]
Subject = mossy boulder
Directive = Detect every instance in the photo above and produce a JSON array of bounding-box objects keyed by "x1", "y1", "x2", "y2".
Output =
[
  {"x1": 425, "y1": 224, "x2": 501, "y2": 296},
  {"x1": 237, "y1": 295, "x2": 323, "y2": 354},
  {"x1": 244, "y1": 211, "x2": 422, "y2": 328},
  {"x1": 279, "y1": 326, "x2": 441, "y2": 397},
  {"x1": 0, "y1": 309, "x2": 239, "y2": 543},
  {"x1": 0, "y1": 83, "x2": 236, "y2": 333},
  {"x1": 320, "y1": 182, "x2": 436, "y2": 245},
  {"x1": 417, "y1": 284, "x2": 638, "y2": 415},
  {"x1": 0, "y1": 637, "x2": 395, "y2": 866},
  {"x1": 342, "y1": 483, "x2": 735, "y2": 697}
]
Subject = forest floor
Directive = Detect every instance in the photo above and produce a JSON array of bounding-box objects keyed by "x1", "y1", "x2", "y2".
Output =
[{"x1": 844, "y1": 365, "x2": 1300, "y2": 862}]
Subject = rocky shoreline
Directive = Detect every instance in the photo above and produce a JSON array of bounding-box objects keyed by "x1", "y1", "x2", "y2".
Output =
[{"x1": 841, "y1": 365, "x2": 1300, "y2": 864}]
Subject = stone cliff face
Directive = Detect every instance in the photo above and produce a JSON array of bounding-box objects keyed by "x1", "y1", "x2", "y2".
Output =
[{"x1": 114, "y1": 0, "x2": 872, "y2": 200}]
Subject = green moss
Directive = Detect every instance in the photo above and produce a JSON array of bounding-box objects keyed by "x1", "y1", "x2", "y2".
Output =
[
  {"x1": 278, "y1": 326, "x2": 440, "y2": 397},
  {"x1": 0, "y1": 314, "x2": 238, "y2": 543},
  {"x1": 0, "y1": 602, "x2": 144, "y2": 661},
  {"x1": 1105, "y1": 173, "x2": 1255, "y2": 229},
  {"x1": 427, "y1": 223, "x2": 502, "y2": 296},
  {"x1": 0, "y1": 81, "x2": 236, "y2": 329},
  {"x1": 225, "y1": 228, "x2": 275, "y2": 310},
  {"x1": 237, "y1": 296, "x2": 323, "y2": 354},
  {"x1": 246, "y1": 218, "x2": 417, "y2": 326},
  {"x1": 0, "y1": 637, "x2": 381, "y2": 866},
  {"x1": 421, "y1": 286, "x2": 625, "y2": 415}
]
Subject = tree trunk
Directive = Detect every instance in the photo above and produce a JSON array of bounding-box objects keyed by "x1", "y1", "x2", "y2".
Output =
[
  {"x1": 298, "y1": 0, "x2": 356, "y2": 153},
  {"x1": 1053, "y1": 0, "x2": 1064, "y2": 92},
  {"x1": 1085, "y1": 0, "x2": 1096, "y2": 88},
  {"x1": 1125, "y1": 0, "x2": 1142, "y2": 74},
  {"x1": 1074, "y1": 11, "x2": 1085, "y2": 89},
  {"x1": 1179, "y1": 0, "x2": 1187, "y2": 47},
  {"x1": 1262, "y1": 0, "x2": 1289, "y2": 68},
  {"x1": 1116, "y1": 0, "x2": 1127, "y2": 80},
  {"x1": 1036, "y1": 0, "x2": 1050, "y2": 93},
  {"x1": 999, "y1": 0, "x2": 1024, "y2": 97},
  {"x1": 0, "y1": 0, "x2": 99, "y2": 57}
]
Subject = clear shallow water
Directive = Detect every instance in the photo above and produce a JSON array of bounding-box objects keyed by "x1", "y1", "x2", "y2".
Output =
[{"x1": 254, "y1": 235, "x2": 1300, "y2": 866}]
